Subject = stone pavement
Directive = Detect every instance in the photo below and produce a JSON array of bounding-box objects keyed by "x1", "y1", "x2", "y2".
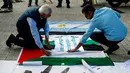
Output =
[{"x1": 0, "y1": 0, "x2": 129, "y2": 61}]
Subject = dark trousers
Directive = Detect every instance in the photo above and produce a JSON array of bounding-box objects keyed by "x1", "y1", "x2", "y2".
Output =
[
  {"x1": 82, "y1": 0, "x2": 92, "y2": 6},
  {"x1": 28, "y1": 0, "x2": 38, "y2": 6},
  {"x1": 83, "y1": 0, "x2": 87, "y2": 3},
  {"x1": 57, "y1": 0, "x2": 70, "y2": 6},
  {"x1": 1, "y1": 0, "x2": 13, "y2": 8},
  {"x1": 15, "y1": 23, "x2": 42, "y2": 49},
  {"x1": 2, "y1": 0, "x2": 7, "y2": 7},
  {"x1": 7, "y1": 0, "x2": 12, "y2": 8},
  {"x1": 90, "y1": 32, "x2": 122, "y2": 49}
]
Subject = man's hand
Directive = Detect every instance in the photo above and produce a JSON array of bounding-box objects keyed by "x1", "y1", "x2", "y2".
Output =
[
  {"x1": 45, "y1": 36, "x2": 53, "y2": 50},
  {"x1": 68, "y1": 43, "x2": 82, "y2": 52},
  {"x1": 47, "y1": 45, "x2": 53, "y2": 50},
  {"x1": 41, "y1": 48, "x2": 51, "y2": 56},
  {"x1": 67, "y1": 49, "x2": 76, "y2": 52}
]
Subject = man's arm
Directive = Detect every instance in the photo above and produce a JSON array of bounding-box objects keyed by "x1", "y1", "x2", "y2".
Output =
[
  {"x1": 68, "y1": 22, "x2": 96, "y2": 52},
  {"x1": 43, "y1": 20, "x2": 52, "y2": 49},
  {"x1": 27, "y1": 17, "x2": 51, "y2": 56},
  {"x1": 44, "y1": 20, "x2": 49, "y2": 37},
  {"x1": 67, "y1": 42, "x2": 82, "y2": 52}
]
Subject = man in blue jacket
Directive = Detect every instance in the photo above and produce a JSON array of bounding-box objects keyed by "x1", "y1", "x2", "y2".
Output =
[
  {"x1": 68, "y1": 4, "x2": 128, "y2": 54},
  {"x1": 6, "y1": 4, "x2": 52, "y2": 56}
]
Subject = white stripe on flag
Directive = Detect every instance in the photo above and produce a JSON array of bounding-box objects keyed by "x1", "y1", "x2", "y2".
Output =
[{"x1": 22, "y1": 61, "x2": 42, "y2": 66}]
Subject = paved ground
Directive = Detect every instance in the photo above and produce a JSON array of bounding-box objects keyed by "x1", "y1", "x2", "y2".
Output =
[{"x1": 0, "y1": 0, "x2": 130, "y2": 62}]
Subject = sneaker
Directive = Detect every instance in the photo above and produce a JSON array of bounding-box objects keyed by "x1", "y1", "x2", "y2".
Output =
[
  {"x1": 6, "y1": 34, "x2": 16, "y2": 48},
  {"x1": 104, "y1": 45, "x2": 119, "y2": 54}
]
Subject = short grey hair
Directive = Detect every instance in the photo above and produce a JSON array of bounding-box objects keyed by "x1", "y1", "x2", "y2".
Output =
[{"x1": 38, "y1": 4, "x2": 52, "y2": 14}]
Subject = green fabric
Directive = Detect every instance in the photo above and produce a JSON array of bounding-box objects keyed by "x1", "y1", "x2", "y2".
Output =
[
  {"x1": 42, "y1": 37, "x2": 98, "y2": 45},
  {"x1": 27, "y1": 57, "x2": 114, "y2": 66},
  {"x1": 85, "y1": 40, "x2": 99, "y2": 45},
  {"x1": 20, "y1": 39, "x2": 111, "y2": 66},
  {"x1": 42, "y1": 40, "x2": 55, "y2": 45}
]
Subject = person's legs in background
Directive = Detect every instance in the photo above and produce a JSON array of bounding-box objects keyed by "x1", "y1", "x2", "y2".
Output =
[
  {"x1": 49, "y1": 0, "x2": 53, "y2": 4},
  {"x1": 43, "y1": 0, "x2": 53, "y2": 4},
  {"x1": 1, "y1": 0, "x2": 8, "y2": 8},
  {"x1": 128, "y1": 51, "x2": 130, "y2": 55},
  {"x1": 66, "y1": 0, "x2": 70, "y2": 8},
  {"x1": 35, "y1": 0, "x2": 38, "y2": 6},
  {"x1": 90, "y1": 31, "x2": 121, "y2": 54},
  {"x1": 81, "y1": 0, "x2": 91, "y2": 7},
  {"x1": 8, "y1": 0, "x2": 13, "y2": 10},
  {"x1": 28, "y1": 0, "x2": 32, "y2": 7},
  {"x1": 56, "y1": 0, "x2": 62, "y2": 8},
  {"x1": 81, "y1": 0, "x2": 87, "y2": 7}
]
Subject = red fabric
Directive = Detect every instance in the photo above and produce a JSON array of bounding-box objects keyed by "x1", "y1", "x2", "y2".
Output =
[{"x1": 17, "y1": 48, "x2": 45, "y2": 64}]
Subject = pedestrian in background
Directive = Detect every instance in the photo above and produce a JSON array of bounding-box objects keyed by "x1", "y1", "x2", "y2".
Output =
[
  {"x1": 56, "y1": 0, "x2": 70, "y2": 8},
  {"x1": 1, "y1": 0, "x2": 13, "y2": 11},
  {"x1": 28, "y1": 0, "x2": 38, "y2": 7},
  {"x1": 43, "y1": 0, "x2": 53, "y2": 4},
  {"x1": 81, "y1": 0, "x2": 92, "y2": 7}
]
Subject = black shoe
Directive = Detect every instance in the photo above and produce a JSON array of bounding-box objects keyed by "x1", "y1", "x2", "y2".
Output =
[
  {"x1": 8, "y1": 8, "x2": 13, "y2": 12},
  {"x1": 67, "y1": 5, "x2": 70, "y2": 8},
  {"x1": 81, "y1": 1, "x2": 90, "y2": 7},
  {"x1": 80, "y1": 3, "x2": 86, "y2": 7},
  {"x1": 81, "y1": 4, "x2": 85, "y2": 7},
  {"x1": 1, "y1": 6, "x2": 8, "y2": 9},
  {"x1": 28, "y1": 4, "x2": 31, "y2": 7},
  {"x1": 56, "y1": 5, "x2": 62, "y2": 8},
  {"x1": 8, "y1": 7, "x2": 13, "y2": 9},
  {"x1": 35, "y1": 4, "x2": 38, "y2": 6},
  {"x1": 128, "y1": 51, "x2": 130, "y2": 55},
  {"x1": 6, "y1": 34, "x2": 16, "y2": 48},
  {"x1": 104, "y1": 45, "x2": 119, "y2": 54}
]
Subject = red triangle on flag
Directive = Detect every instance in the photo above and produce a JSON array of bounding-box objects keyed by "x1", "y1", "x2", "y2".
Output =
[{"x1": 17, "y1": 48, "x2": 46, "y2": 64}]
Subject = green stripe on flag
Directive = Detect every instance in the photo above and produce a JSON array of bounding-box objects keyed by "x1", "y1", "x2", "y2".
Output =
[
  {"x1": 85, "y1": 40, "x2": 99, "y2": 45},
  {"x1": 26, "y1": 57, "x2": 114, "y2": 66},
  {"x1": 42, "y1": 40, "x2": 55, "y2": 45}
]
